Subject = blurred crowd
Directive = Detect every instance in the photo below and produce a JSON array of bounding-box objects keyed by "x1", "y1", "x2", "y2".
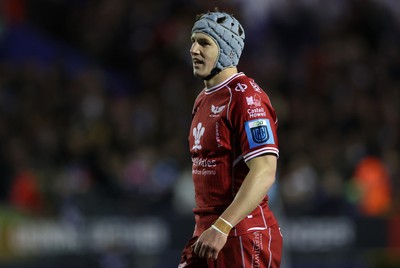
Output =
[{"x1": 0, "y1": 0, "x2": 399, "y2": 222}]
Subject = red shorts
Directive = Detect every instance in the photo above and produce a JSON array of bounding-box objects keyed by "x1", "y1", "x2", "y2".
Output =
[{"x1": 179, "y1": 224, "x2": 283, "y2": 268}]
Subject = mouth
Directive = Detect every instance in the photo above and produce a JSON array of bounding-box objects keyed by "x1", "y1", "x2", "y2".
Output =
[{"x1": 192, "y1": 58, "x2": 204, "y2": 67}]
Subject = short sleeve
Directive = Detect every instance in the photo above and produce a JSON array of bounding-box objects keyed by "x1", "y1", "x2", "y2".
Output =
[{"x1": 228, "y1": 79, "x2": 279, "y2": 162}]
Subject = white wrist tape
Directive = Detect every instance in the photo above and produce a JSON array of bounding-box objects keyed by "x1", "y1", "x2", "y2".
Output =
[{"x1": 219, "y1": 217, "x2": 233, "y2": 228}]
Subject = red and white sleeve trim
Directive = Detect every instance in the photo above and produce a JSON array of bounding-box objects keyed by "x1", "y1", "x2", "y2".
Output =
[{"x1": 243, "y1": 147, "x2": 279, "y2": 162}]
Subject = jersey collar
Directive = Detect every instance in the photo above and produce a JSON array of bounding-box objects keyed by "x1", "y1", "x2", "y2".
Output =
[{"x1": 205, "y1": 72, "x2": 245, "y2": 94}]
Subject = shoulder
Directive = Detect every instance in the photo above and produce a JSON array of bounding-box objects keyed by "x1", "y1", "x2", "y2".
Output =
[
  {"x1": 228, "y1": 74, "x2": 268, "y2": 103},
  {"x1": 226, "y1": 74, "x2": 277, "y2": 121}
]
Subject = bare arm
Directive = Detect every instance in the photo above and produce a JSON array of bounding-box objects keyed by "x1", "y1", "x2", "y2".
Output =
[
  {"x1": 193, "y1": 154, "x2": 277, "y2": 259},
  {"x1": 220, "y1": 154, "x2": 277, "y2": 226}
]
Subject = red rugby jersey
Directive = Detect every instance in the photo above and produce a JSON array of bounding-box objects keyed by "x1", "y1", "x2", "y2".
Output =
[{"x1": 189, "y1": 72, "x2": 279, "y2": 237}]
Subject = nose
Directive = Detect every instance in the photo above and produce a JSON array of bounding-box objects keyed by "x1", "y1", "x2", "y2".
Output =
[{"x1": 190, "y1": 42, "x2": 200, "y2": 55}]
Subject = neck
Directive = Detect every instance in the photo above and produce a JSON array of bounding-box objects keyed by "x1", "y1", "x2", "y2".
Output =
[{"x1": 204, "y1": 67, "x2": 238, "y2": 89}]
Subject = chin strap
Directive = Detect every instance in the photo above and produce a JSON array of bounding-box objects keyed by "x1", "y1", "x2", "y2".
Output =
[{"x1": 203, "y1": 67, "x2": 221, "y2": 81}]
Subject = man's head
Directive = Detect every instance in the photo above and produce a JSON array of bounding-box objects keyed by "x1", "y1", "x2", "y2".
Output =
[{"x1": 190, "y1": 11, "x2": 245, "y2": 80}]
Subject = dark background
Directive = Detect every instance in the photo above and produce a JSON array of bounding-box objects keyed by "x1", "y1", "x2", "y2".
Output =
[{"x1": 0, "y1": 0, "x2": 399, "y2": 267}]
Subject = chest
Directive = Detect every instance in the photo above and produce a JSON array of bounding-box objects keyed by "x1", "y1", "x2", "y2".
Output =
[{"x1": 189, "y1": 92, "x2": 232, "y2": 154}]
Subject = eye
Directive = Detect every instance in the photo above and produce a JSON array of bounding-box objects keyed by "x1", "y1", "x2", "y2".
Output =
[{"x1": 199, "y1": 40, "x2": 211, "y2": 46}]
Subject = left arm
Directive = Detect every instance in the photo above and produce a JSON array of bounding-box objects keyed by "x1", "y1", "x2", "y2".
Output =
[
  {"x1": 193, "y1": 154, "x2": 277, "y2": 259},
  {"x1": 220, "y1": 154, "x2": 277, "y2": 226}
]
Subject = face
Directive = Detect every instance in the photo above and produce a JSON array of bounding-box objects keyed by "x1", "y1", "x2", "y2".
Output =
[{"x1": 190, "y1": 32, "x2": 219, "y2": 79}]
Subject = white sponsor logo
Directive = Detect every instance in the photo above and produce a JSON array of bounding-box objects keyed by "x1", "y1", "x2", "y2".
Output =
[
  {"x1": 210, "y1": 105, "x2": 225, "y2": 116},
  {"x1": 192, "y1": 157, "x2": 217, "y2": 176},
  {"x1": 251, "y1": 231, "x2": 263, "y2": 268},
  {"x1": 247, "y1": 107, "x2": 266, "y2": 118},
  {"x1": 192, "y1": 122, "x2": 205, "y2": 151},
  {"x1": 235, "y1": 83, "x2": 248, "y2": 92},
  {"x1": 192, "y1": 157, "x2": 216, "y2": 167},
  {"x1": 250, "y1": 80, "x2": 262, "y2": 93},
  {"x1": 246, "y1": 94, "x2": 262, "y2": 108},
  {"x1": 192, "y1": 169, "x2": 217, "y2": 176}
]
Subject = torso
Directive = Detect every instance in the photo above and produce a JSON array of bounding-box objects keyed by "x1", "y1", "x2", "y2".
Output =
[{"x1": 189, "y1": 72, "x2": 279, "y2": 211}]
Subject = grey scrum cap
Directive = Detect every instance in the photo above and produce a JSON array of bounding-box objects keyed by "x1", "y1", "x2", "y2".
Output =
[{"x1": 191, "y1": 12, "x2": 245, "y2": 71}]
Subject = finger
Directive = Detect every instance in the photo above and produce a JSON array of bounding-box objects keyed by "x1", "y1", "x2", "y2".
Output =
[
  {"x1": 206, "y1": 247, "x2": 216, "y2": 260},
  {"x1": 209, "y1": 251, "x2": 216, "y2": 260},
  {"x1": 211, "y1": 250, "x2": 219, "y2": 260},
  {"x1": 191, "y1": 239, "x2": 198, "y2": 248},
  {"x1": 193, "y1": 241, "x2": 200, "y2": 255},
  {"x1": 206, "y1": 248, "x2": 218, "y2": 260},
  {"x1": 199, "y1": 244, "x2": 208, "y2": 258}
]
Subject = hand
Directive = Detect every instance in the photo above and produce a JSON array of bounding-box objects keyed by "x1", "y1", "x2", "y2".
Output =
[{"x1": 192, "y1": 226, "x2": 228, "y2": 260}]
